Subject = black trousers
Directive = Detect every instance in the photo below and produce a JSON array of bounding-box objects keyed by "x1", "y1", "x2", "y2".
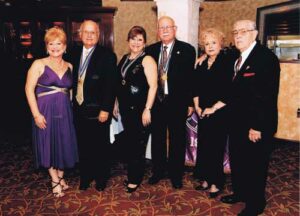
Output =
[
  {"x1": 229, "y1": 129, "x2": 272, "y2": 210},
  {"x1": 151, "y1": 98, "x2": 187, "y2": 181},
  {"x1": 74, "y1": 105, "x2": 111, "y2": 184},
  {"x1": 121, "y1": 108, "x2": 149, "y2": 185},
  {"x1": 194, "y1": 113, "x2": 227, "y2": 189}
]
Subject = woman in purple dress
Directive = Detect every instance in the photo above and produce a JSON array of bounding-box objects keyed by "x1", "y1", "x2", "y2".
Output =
[{"x1": 25, "y1": 27, "x2": 78, "y2": 198}]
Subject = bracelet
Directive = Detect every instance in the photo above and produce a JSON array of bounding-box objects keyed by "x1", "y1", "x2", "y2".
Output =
[{"x1": 145, "y1": 107, "x2": 151, "y2": 111}]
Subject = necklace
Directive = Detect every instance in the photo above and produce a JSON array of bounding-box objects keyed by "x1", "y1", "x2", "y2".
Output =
[{"x1": 120, "y1": 51, "x2": 145, "y2": 85}]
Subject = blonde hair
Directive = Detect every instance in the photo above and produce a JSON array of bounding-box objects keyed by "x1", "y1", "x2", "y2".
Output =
[
  {"x1": 200, "y1": 28, "x2": 225, "y2": 47},
  {"x1": 44, "y1": 26, "x2": 67, "y2": 45}
]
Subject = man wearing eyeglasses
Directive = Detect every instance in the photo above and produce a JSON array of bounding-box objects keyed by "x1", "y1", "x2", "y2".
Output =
[
  {"x1": 220, "y1": 20, "x2": 280, "y2": 216},
  {"x1": 146, "y1": 16, "x2": 196, "y2": 189},
  {"x1": 69, "y1": 20, "x2": 117, "y2": 192}
]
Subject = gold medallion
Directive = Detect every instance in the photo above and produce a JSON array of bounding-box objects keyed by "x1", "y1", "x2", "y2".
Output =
[
  {"x1": 122, "y1": 79, "x2": 126, "y2": 85},
  {"x1": 161, "y1": 73, "x2": 168, "y2": 81}
]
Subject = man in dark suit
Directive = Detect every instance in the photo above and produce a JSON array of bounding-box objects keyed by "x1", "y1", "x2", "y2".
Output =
[
  {"x1": 220, "y1": 20, "x2": 280, "y2": 216},
  {"x1": 146, "y1": 16, "x2": 196, "y2": 189},
  {"x1": 70, "y1": 20, "x2": 117, "y2": 191}
]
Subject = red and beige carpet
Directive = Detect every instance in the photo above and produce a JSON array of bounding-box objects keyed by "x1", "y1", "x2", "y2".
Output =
[{"x1": 0, "y1": 141, "x2": 299, "y2": 216}]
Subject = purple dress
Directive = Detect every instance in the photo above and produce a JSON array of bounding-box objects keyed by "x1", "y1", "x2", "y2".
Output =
[{"x1": 32, "y1": 65, "x2": 78, "y2": 169}]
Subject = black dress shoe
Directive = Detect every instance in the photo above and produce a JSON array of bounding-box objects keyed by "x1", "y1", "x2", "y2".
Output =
[
  {"x1": 79, "y1": 184, "x2": 89, "y2": 190},
  {"x1": 95, "y1": 183, "x2": 106, "y2": 192},
  {"x1": 221, "y1": 194, "x2": 244, "y2": 204},
  {"x1": 79, "y1": 182, "x2": 90, "y2": 191},
  {"x1": 171, "y1": 180, "x2": 183, "y2": 189},
  {"x1": 238, "y1": 207, "x2": 259, "y2": 216},
  {"x1": 238, "y1": 202, "x2": 266, "y2": 216},
  {"x1": 148, "y1": 175, "x2": 163, "y2": 185},
  {"x1": 195, "y1": 185, "x2": 209, "y2": 191},
  {"x1": 209, "y1": 190, "x2": 222, "y2": 198}
]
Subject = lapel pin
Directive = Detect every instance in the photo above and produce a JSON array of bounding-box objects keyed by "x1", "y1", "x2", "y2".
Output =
[
  {"x1": 177, "y1": 51, "x2": 180, "y2": 54},
  {"x1": 246, "y1": 66, "x2": 250, "y2": 70}
]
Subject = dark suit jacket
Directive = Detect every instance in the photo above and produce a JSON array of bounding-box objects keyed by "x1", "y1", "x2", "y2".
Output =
[
  {"x1": 69, "y1": 45, "x2": 117, "y2": 117},
  {"x1": 227, "y1": 42, "x2": 280, "y2": 134},
  {"x1": 146, "y1": 39, "x2": 196, "y2": 109}
]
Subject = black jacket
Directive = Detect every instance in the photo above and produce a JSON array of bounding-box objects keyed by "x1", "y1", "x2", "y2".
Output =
[{"x1": 69, "y1": 45, "x2": 117, "y2": 116}]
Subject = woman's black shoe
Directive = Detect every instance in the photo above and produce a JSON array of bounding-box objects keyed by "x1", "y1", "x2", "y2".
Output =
[
  {"x1": 195, "y1": 185, "x2": 209, "y2": 191},
  {"x1": 126, "y1": 184, "x2": 140, "y2": 193},
  {"x1": 209, "y1": 190, "x2": 221, "y2": 198}
]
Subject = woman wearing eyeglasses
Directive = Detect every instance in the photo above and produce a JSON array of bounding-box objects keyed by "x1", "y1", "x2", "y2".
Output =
[
  {"x1": 192, "y1": 28, "x2": 233, "y2": 198},
  {"x1": 113, "y1": 26, "x2": 157, "y2": 193}
]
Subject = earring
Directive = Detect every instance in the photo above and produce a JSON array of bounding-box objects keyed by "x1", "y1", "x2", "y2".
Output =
[
  {"x1": 64, "y1": 50, "x2": 67, "y2": 54},
  {"x1": 46, "y1": 50, "x2": 49, "y2": 55}
]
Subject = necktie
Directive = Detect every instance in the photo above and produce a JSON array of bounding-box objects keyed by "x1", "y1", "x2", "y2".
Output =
[
  {"x1": 233, "y1": 56, "x2": 242, "y2": 80},
  {"x1": 83, "y1": 49, "x2": 89, "y2": 62},
  {"x1": 76, "y1": 50, "x2": 89, "y2": 105},
  {"x1": 158, "y1": 46, "x2": 168, "y2": 101}
]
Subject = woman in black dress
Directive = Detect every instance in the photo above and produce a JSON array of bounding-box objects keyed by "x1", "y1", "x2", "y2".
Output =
[
  {"x1": 193, "y1": 28, "x2": 232, "y2": 198},
  {"x1": 114, "y1": 26, "x2": 157, "y2": 193}
]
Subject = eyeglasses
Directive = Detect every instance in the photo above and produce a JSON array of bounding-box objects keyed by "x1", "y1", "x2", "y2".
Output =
[
  {"x1": 158, "y1": 26, "x2": 175, "y2": 31},
  {"x1": 232, "y1": 29, "x2": 255, "y2": 36},
  {"x1": 82, "y1": 31, "x2": 98, "y2": 36}
]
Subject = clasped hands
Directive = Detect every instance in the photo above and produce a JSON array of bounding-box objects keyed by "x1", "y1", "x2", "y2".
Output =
[
  {"x1": 249, "y1": 128, "x2": 261, "y2": 143},
  {"x1": 195, "y1": 106, "x2": 216, "y2": 119},
  {"x1": 98, "y1": 111, "x2": 109, "y2": 123}
]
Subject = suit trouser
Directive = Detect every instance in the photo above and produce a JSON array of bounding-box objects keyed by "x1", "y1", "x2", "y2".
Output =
[
  {"x1": 121, "y1": 108, "x2": 149, "y2": 184},
  {"x1": 229, "y1": 129, "x2": 272, "y2": 210},
  {"x1": 151, "y1": 98, "x2": 187, "y2": 181},
  {"x1": 74, "y1": 106, "x2": 111, "y2": 184}
]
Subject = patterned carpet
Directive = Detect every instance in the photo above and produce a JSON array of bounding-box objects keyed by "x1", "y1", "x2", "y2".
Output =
[{"x1": 0, "y1": 140, "x2": 299, "y2": 216}]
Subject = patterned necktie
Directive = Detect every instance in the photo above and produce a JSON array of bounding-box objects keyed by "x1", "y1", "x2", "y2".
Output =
[
  {"x1": 158, "y1": 46, "x2": 168, "y2": 101},
  {"x1": 233, "y1": 56, "x2": 242, "y2": 80},
  {"x1": 76, "y1": 49, "x2": 90, "y2": 105}
]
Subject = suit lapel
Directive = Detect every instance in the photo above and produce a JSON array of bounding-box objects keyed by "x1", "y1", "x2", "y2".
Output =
[
  {"x1": 168, "y1": 39, "x2": 179, "y2": 75},
  {"x1": 239, "y1": 43, "x2": 259, "y2": 72},
  {"x1": 154, "y1": 42, "x2": 162, "y2": 63},
  {"x1": 85, "y1": 46, "x2": 98, "y2": 80}
]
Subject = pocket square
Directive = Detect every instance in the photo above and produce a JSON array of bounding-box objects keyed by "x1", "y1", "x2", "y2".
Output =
[{"x1": 243, "y1": 72, "x2": 255, "y2": 77}]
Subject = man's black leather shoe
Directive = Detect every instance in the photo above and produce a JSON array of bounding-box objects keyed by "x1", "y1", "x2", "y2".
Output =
[
  {"x1": 238, "y1": 208, "x2": 259, "y2": 216},
  {"x1": 238, "y1": 202, "x2": 266, "y2": 216},
  {"x1": 209, "y1": 190, "x2": 222, "y2": 198},
  {"x1": 95, "y1": 182, "x2": 106, "y2": 192},
  {"x1": 79, "y1": 182, "x2": 89, "y2": 191},
  {"x1": 220, "y1": 194, "x2": 244, "y2": 204},
  {"x1": 195, "y1": 184, "x2": 209, "y2": 191},
  {"x1": 171, "y1": 180, "x2": 183, "y2": 189},
  {"x1": 148, "y1": 175, "x2": 163, "y2": 185}
]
